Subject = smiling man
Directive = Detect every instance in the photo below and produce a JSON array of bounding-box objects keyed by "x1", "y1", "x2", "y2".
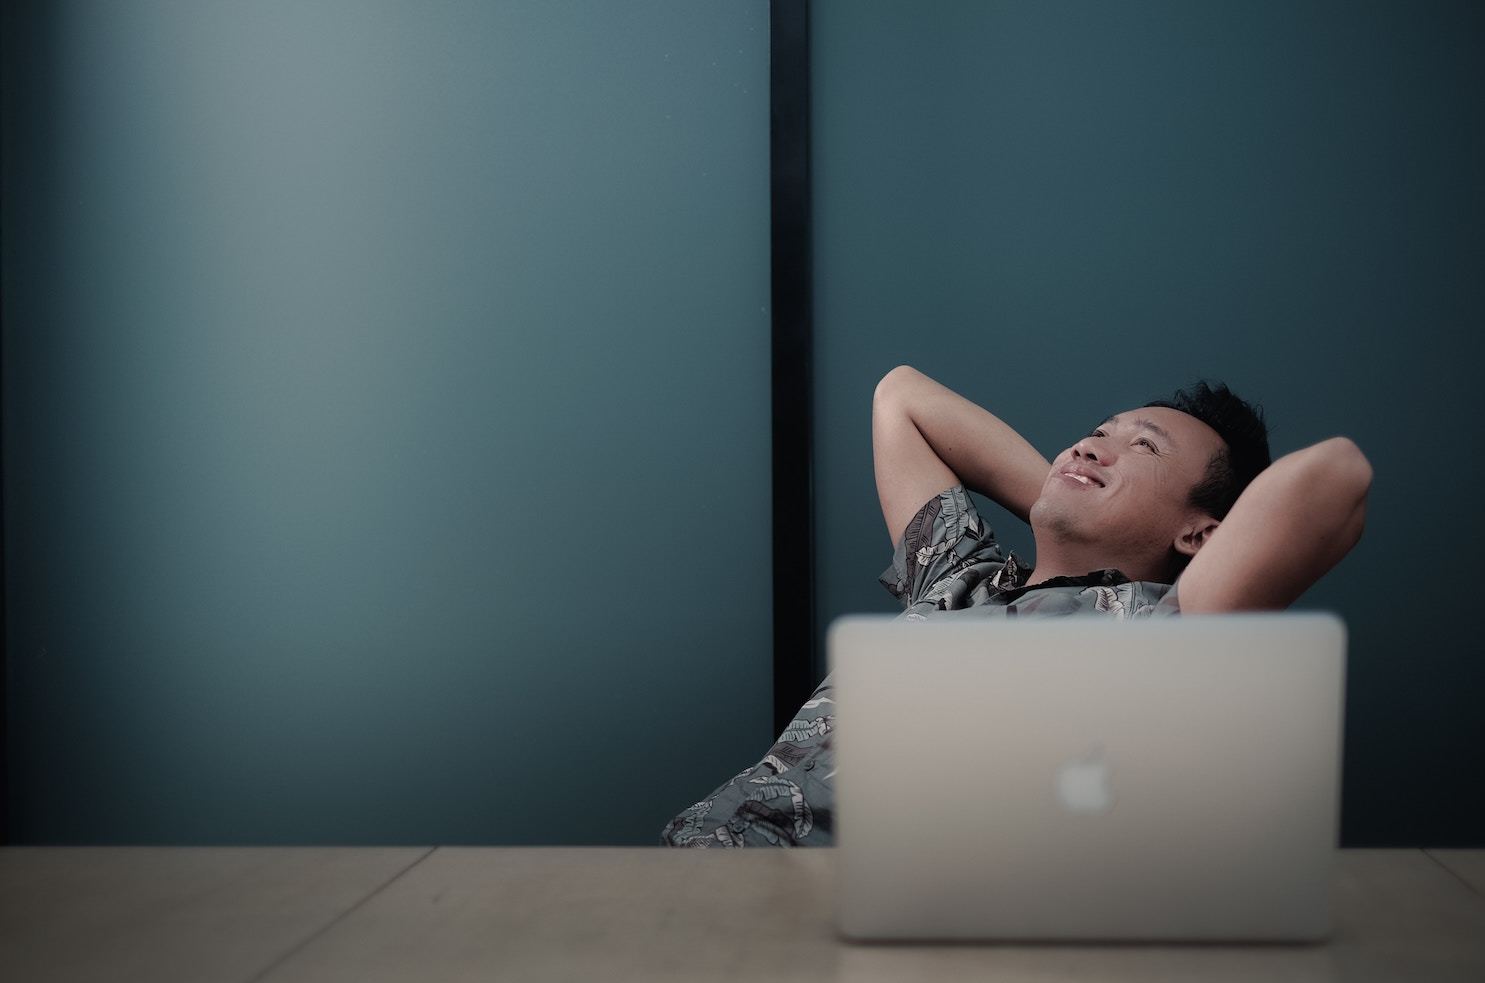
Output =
[{"x1": 660, "y1": 365, "x2": 1372, "y2": 847}]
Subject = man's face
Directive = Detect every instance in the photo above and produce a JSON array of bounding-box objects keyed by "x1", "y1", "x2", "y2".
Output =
[{"x1": 1029, "y1": 406, "x2": 1228, "y2": 568}]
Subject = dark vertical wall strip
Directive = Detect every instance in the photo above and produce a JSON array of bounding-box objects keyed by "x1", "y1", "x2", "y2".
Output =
[
  {"x1": 770, "y1": 1, "x2": 815, "y2": 735},
  {"x1": 0, "y1": 2, "x2": 8, "y2": 846},
  {"x1": 0, "y1": 0, "x2": 51, "y2": 847},
  {"x1": 0, "y1": 0, "x2": 9, "y2": 847}
]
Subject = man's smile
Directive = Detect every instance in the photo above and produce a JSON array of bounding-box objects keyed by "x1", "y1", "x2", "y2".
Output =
[{"x1": 1058, "y1": 465, "x2": 1107, "y2": 488}]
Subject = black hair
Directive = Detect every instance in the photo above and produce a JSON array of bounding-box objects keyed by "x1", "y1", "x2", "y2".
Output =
[{"x1": 1143, "y1": 380, "x2": 1272, "y2": 578}]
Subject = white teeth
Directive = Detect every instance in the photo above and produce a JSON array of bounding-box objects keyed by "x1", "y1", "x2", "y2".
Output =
[{"x1": 1064, "y1": 473, "x2": 1097, "y2": 486}]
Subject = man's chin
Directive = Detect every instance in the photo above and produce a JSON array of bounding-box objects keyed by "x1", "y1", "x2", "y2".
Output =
[
  {"x1": 1030, "y1": 492, "x2": 1090, "y2": 517},
  {"x1": 1030, "y1": 503, "x2": 1098, "y2": 541}
]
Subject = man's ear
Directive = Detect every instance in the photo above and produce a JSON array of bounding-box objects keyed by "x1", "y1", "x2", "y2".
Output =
[{"x1": 1174, "y1": 515, "x2": 1221, "y2": 558}]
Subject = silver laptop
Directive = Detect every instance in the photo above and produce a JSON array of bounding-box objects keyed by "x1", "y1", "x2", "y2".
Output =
[{"x1": 828, "y1": 611, "x2": 1346, "y2": 943}]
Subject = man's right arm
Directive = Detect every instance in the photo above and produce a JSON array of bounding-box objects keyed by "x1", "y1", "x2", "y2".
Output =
[{"x1": 873, "y1": 365, "x2": 1052, "y2": 546}]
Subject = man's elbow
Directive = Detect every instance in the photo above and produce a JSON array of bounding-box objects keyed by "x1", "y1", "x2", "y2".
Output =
[
  {"x1": 1316, "y1": 437, "x2": 1371, "y2": 549},
  {"x1": 1314, "y1": 436, "x2": 1373, "y2": 496},
  {"x1": 874, "y1": 364, "x2": 919, "y2": 404}
]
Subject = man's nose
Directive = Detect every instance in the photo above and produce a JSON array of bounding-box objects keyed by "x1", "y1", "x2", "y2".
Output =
[{"x1": 1073, "y1": 437, "x2": 1109, "y2": 463}]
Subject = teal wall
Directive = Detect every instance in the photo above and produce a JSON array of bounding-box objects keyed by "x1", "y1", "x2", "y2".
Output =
[
  {"x1": 811, "y1": 0, "x2": 1483, "y2": 844},
  {"x1": 3, "y1": 0, "x2": 774, "y2": 844},
  {"x1": 6, "y1": 0, "x2": 1480, "y2": 848}
]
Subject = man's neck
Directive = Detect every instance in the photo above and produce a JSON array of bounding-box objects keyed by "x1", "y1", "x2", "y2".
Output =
[{"x1": 1026, "y1": 541, "x2": 1169, "y2": 588}]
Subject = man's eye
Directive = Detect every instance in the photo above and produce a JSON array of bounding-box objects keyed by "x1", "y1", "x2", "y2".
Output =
[{"x1": 1089, "y1": 429, "x2": 1157, "y2": 452}]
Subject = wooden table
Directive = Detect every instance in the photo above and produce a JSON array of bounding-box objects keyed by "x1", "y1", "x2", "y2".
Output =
[{"x1": 2, "y1": 847, "x2": 1483, "y2": 982}]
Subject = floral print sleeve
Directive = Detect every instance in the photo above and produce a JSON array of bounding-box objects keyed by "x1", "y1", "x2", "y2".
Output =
[{"x1": 878, "y1": 485, "x2": 1027, "y2": 615}]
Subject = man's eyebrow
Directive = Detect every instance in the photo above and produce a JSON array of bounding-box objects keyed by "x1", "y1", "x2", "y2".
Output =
[{"x1": 1099, "y1": 414, "x2": 1178, "y2": 450}]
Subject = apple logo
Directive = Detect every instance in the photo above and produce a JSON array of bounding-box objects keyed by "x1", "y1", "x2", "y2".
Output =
[{"x1": 1055, "y1": 745, "x2": 1116, "y2": 814}]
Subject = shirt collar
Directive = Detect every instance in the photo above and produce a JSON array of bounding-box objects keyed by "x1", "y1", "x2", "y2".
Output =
[{"x1": 989, "y1": 551, "x2": 1135, "y2": 604}]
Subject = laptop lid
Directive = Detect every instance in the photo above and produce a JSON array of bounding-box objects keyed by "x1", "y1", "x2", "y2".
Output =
[{"x1": 829, "y1": 612, "x2": 1346, "y2": 942}]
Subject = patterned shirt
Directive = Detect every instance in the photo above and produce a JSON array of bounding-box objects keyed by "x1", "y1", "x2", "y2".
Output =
[{"x1": 659, "y1": 484, "x2": 1183, "y2": 847}]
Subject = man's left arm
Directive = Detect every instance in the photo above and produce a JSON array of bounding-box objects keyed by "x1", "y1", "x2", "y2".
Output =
[{"x1": 1175, "y1": 437, "x2": 1373, "y2": 613}]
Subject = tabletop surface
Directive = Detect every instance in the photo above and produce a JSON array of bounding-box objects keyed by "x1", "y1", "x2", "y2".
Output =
[{"x1": 2, "y1": 846, "x2": 1483, "y2": 982}]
